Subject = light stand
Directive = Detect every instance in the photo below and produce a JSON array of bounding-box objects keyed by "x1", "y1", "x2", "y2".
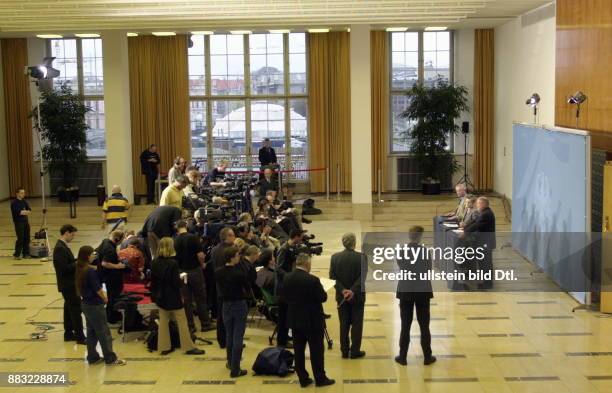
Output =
[
  {"x1": 525, "y1": 93, "x2": 541, "y2": 124},
  {"x1": 456, "y1": 122, "x2": 476, "y2": 193},
  {"x1": 25, "y1": 57, "x2": 60, "y2": 261}
]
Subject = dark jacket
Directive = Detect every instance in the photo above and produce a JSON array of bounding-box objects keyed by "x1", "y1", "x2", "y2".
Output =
[
  {"x1": 463, "y1": 206, "x2": 496, "y2": 249},
  {"x1": 11, "y1": 198, "x2": 31, "y2": 223},
  {"x1": 396, "y1": 243, "x2": 433, "y2": 301},
  {"x1": 258, "y1": 146, "x2": 277, "y2": 166},
  {"x1": 142, "y1": 206, "x2": 182, "y2": 238},
  {"x1": 281, "y1": 268, "x2": 327, "y2": 332},
  {"x1": 140, "y1": 149, "x2": 160, "y2": 176},
  {"x1": 329, "y1": 249, "x2": 367, "y2": 304},
  {"x1": 259, "y1": 178, "x2": 278, "y2": 196},
  {"x1": 150, "y1": 256, "x2": 183, "y2": 310},
  {"x1": 53, "y1": 240, "x2": 76, "y2": 293}
]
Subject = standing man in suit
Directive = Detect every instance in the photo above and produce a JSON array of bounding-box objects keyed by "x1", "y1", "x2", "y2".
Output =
[
  {"x1": 258, "y1": 138, "x2": 277, "y2": 167},
  {"x1": 282, "y1": 254, "x2": 334, "y2": 388},
  {"x1": 395, "y1": 226, "x2": 436, "y2": 366},
  {"x1": 11, "y1": 187, "x2": 31, "y2": 260},
  {"x1": 140, "y1": 144, "x2": 160, "y2": 205},
  {"x1": 329, "y1": 233, "x2": 366, "y2": 359},
  {"x1": 53, "y1": 224, "x2": 86, "y2": 344},
  {"x1": 463, "y1": 196, "x2": 496, "y2": 289}
]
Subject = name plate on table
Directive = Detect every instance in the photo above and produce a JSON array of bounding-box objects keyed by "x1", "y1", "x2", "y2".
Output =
[{"x1": 442, "y1": 223, "x2": 459, "y2": 228}]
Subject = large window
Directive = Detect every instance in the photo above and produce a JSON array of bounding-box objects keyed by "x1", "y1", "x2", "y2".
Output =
[
  {"x1": 49, "y1": 38, "x2": 105, "y2": 157},
  {"x1": 390, "y1": 31, "x2": 452, "y2": 153},
  {"x1": 189, "y1": 33, "x2": 308, "y2": 180}
]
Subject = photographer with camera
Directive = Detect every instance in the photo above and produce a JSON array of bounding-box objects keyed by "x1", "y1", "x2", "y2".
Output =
[
  {"x1": 142, "y1": 206, "x2": 182, "y2": 258},
  {"x1": 174, "y1": 220, "x2": 214, "y2": 334},
  {"x1": 277, "y1": 229, "x2": 304, "y2": 274},
  {"x1": 160, "y1": 175, "x2": 189, "y2": 209}
]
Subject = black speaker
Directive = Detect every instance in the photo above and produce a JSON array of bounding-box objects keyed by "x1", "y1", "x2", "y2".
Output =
[{"x1": 461, "y1": 121, "x2": 469, "y2": 134}]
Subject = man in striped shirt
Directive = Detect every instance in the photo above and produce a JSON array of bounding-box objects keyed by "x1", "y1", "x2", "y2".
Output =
[{"x1": 102, "y1": 185, "x2": 131, "y2": 232}]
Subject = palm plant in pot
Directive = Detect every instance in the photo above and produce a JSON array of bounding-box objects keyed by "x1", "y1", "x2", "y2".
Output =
[
  {"x1": 401, "y1": 76, "x2": 469, "y2": 195},
  {"x1": 32, "y1": 82, "x2": 90, "y2": 202}
]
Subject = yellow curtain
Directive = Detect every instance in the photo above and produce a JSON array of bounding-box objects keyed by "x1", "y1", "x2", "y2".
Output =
[
  {"x1": 308, "y1": 32, "x2": 351, "y2": 193},
  {"x1": 128, "y1": 35, "x2": 190, "y2": 196},
  {"x1": 1, "y1": 39, "x2": 34, "y2": 195},
  {"x1": 370, "y1": 31, "x2": 389, "y2": 193},
  {"x1": 473, "y1": 29, "x2": 494, "y2": 191}
]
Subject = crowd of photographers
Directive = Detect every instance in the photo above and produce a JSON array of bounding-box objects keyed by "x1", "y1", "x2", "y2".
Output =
[{"x1": 51, "y1": 139, "x2": 327, "y2": 380}]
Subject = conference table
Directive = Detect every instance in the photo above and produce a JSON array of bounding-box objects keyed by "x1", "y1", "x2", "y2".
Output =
[{"x1": 433, "y1": 217, "x2": 473, "y2": 290}]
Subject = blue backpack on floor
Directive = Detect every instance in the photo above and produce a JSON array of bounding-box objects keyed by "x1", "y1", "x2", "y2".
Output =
[{"x1": 252, "y1": 347, "x2": 295, "y2": 377}]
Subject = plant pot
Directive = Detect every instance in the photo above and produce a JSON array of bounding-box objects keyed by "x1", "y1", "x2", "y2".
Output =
[
  {"x1": 422, "y1": 181, "x2": 441, "y2": 195},
  {"x1": 57, "y1": 186, "x2": 80, "y2": 202}
]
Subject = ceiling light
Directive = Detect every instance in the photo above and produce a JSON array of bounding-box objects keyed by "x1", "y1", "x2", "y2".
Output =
[
  {"x1": 191, "y1": 31, "x2": 214, "y2": 35},
  {"x1": 127, "y1": 32, "x2": 139, "y2": 37},
  {"x1": 308, "y1": 28, "x2": 329, "y2": 33},
  {"x1": 36, "y1": 34, "x2": 63, "y2": 39},
  {"x1": 230, "y1": 30, "x2": 252, "y2": 35},
  {"x1": 152, "y1": 31, "x2": 176, "y2": 36},
  {"x1": 75, "y1": 33, "x2": 99, "y2": 38},
  {"x1": 425, "y1": 26, "x2": 447, "y2": 31},
  {"x1": 386, "y1": 27, "x2": 408, "y2": 32},
  {"x1": 269, "y1": 29, "x2": 290, "y2": 34},
  {"x1": 346, "y1": 28, "x2": 351, "y2": 32}
]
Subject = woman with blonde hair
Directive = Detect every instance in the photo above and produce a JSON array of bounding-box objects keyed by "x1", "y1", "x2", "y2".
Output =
[{"x1": 150, "y1": 237, "x2": 204, "y2": 356}]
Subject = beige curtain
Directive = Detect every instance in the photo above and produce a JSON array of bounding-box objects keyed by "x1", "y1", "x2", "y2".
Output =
[
  {"x1": 128, "y1": 35, "x2": 190, "y2": 196},
  {"x1": 370, "y1": 31, "x2": 389, "y2": 193},
  {"x1": 307, "y1": 32, "x2": 351, "y2": 193},
  {"x1": 473, "y1": 29, "x2": 494, "y2": 191},
  {"x1": 1, "y1": 38, "x2": 34, "y2": 195}
]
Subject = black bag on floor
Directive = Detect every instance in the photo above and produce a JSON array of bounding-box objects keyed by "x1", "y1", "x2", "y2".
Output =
[
  {"x1": 252, "y1": 347, "x2": 295, "y2": 377},
  {"x1": 302, "y1": 198, "x2": 322, "y2": 215},
  {"x1": 146, "y1": 320, "x2": 181, "y2": 352}
]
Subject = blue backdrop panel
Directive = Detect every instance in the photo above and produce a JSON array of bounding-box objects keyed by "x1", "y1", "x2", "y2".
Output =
[{"x1": 511, "y1": 123, "x2": 590, "y2": 303}]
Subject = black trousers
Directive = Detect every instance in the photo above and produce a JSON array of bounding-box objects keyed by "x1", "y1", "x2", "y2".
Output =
[
  {"x1": 293, "y1": 328, "x2": 327, "y2": 384},
  {"x1": 276, "y1": 302, "x2": 289, "y2": 346},
  {"x1": 216, "y1": 297, "x2": 226, "y2": 348},
  {"x1": 13, "y1": 221, "x2": 30, "y2": 257},
  {"x1": 180, "y1": 268, "x2": 211, "y2": 332},
  {"x1": 105, "y1": 276, "x2": 123, "y2": 324},
  {"x1": 337, "y1": 300, "x2": 364, "y2": 356},
  {"x1": 61, "y1": 289, "x2": 84, "y2": 340},
  {"x1": 398, "y1": 298, "x2": 431, "y2": 359},
  {"x1": 145, "y1": 173, "x2": 157, "y2": 204}
]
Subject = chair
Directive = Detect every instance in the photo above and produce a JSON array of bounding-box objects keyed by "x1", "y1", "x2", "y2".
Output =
[{"x1": 259, "y1": 287, "x2": 280, "y2": 345}]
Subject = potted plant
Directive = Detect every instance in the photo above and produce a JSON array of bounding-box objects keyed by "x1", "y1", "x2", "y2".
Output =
[
  {"x1": 32, "y1": 82, "x2": 90, "y2": 201},
  {"x1": 401, "y1": 76, "x2": 469, "y2": 195}
]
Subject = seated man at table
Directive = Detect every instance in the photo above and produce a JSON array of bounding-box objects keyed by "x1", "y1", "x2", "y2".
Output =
[{"x1": 462, "y1": 196, "x2": 496, "y2": 290}]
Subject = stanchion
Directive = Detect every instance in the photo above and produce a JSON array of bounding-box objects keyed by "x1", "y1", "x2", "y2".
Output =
[
  {"x1": 336, "y1": 164, "x2": 340, "y2": 200},
  {"x1": 326, "y1": 167, "x2": 330, "y2": 200}
]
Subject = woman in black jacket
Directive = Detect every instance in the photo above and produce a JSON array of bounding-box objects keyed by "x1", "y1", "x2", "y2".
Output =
[{"x1": 150, "y1": 237, "x2": 204, "y2": 356}]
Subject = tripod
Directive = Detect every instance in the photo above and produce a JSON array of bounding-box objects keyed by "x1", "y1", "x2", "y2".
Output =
[{"x1": 455, "y1": 131, "x2": 476, "y2": 193}]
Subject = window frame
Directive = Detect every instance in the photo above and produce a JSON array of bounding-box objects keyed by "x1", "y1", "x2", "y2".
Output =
[
  {"x1": 388, "y1": 30, "x2": 454, "y2": 155},
  {"x1": 46, "y1": 38, "x2": 105, "y2": 158},
  {"x1": 189, "y1": 33, "x2": 308, "y2": 180}
]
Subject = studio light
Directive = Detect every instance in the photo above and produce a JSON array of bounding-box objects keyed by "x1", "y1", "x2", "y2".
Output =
[
  {"x1": 230, "y1": 30, "x2": 252, "y2": 35},
  {"x1": 24, "y1": 57, "x2": 60, "y2": 90},
  {"x1": 269, "y1": 29, "x2": 290, "y2": 34},
  {"x1": 567, "y1": 91, "x2": 587, "y2": 128},
  {"x1": 525, "y1": 93, "x2": 541, "y2": 124},
  {"x1": 567, "y1": 91, "x2": 587, "y2": 105}
]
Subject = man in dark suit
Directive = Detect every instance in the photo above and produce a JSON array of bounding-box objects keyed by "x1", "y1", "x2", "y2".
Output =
[
  {"x1": 52, "y1": 224, "x2": 86, "y2": 344},
  {"x1": 329, "y1": 233, "x2": 366, "y2": 359},
  {"x1": 395, "y1": 226, "x2": 436, "y2": 366},
  {"x1": 139, "y1": 144, "x2": 160, "y2": 204},
  {"x1": 210, "y1": 227, "x2": 236, "y2": 348},
  {"x1": 281, "y1": 254, "x2": 334, "y2": 388},
  {"x1": 463, "y1": 196, "x2": 496, "y2": 289},
  {"x1": 258, "y1": 138, "x2": 277, "y2": 167},
  {"x1": 259, "y1": 168, "x2": 278, "y2": 198}
]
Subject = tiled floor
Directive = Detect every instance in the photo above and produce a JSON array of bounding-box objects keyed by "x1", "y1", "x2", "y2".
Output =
[{"x1": 0, "y1": 195, "x2": 611, "y2": 392}]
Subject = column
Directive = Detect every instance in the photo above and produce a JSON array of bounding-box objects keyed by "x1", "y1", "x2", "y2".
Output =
[
  {"x1": 350, "y1": 25, "x2": 372, "y2": 204},
  {"x1": 102, "y1": 31, "x2": 133, "y2": 201}
]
